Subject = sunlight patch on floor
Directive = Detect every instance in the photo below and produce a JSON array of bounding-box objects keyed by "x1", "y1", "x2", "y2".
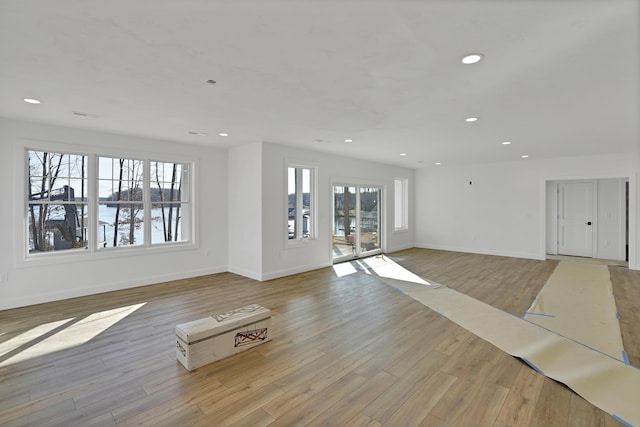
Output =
[
  {"x1": 332, "y1": 262, "x2": 358, "y2": 277},
  {"x1": 0, "y1": 318, "x2": 76, "y2": 359},
  {"x1": 362, "y1": 255, "x2": 440, "y2": 287},
  {"x1": 0, "y1": 302, "x2": 146, "y2": 367}
]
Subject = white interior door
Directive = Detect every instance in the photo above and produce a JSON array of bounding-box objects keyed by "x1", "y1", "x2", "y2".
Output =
[{"x1": 558, "y1": 182, "x2": 594, "y2": 257}]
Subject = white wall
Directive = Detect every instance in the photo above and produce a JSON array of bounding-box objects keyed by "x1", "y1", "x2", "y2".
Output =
[
  {"x1": 415, "y1": 152, "x2": 639, "y2": 269},
  {"x1": 227, "y1": 142, "x2": 263, "y2": 280},
  {"x1": 260, "y1": 142, "x2": 414, "y2": 280},
  {"x1": 596, "y1": 178, "x2": 626, "y2": 260},
  {"x1": 415, "y1": 161, "x2": 541, "y2": 259},
  {"x1": 545, "y1": 181, "x2": 558, "y2": 255},
  {"x1": 0, "y1": 118, "x2": 228, "y2": 310},
  {"x1": 637, "y1": 151, "x2": 640, "y2": 269}
]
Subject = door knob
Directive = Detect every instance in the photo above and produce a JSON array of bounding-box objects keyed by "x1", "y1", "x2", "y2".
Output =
[{"x1": 585, "y1": 221, "x2": 592, "y2": 225}]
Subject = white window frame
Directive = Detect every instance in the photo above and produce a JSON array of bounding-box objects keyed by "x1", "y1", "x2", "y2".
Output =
[
  {"x1": 97, "y1": 157, "x2": 192, "y2": 250},
  {"x1": 394, "y1": 177, "x2": 409, "y2": 231},
  {"x1": 286, "y1": 162, "x2": 317, "y2": 246},
  {"x1": 25, "y1": 150, "x2": 90, "y2": 254},
  {"x1": 20, "y1": 144, "x2": 196, "y2": 265},
  {"x1": 148, "y1": 160, "x2": 192, "y2": 246}
]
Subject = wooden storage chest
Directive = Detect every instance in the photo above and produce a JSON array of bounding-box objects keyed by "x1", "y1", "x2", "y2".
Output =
[{"x1": 175, "y1": 304, "x2": 271, "y2": 371}]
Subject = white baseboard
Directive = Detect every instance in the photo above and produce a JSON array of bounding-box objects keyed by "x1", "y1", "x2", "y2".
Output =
[
  {"x1": 385, "y1": 243, "x2": 415, "y2": 254},
  {"x1": 0, "y1": 265, "x2": 227, "y2": 311},
  {"x1": 414, "y1": 243, "x2": 544, "y2": 261},
  {"x1": 260, "y1": 262, "x2": 330, "y2": 281},
  {"x1": 227, "y1": 265, "x2": 262, "y2": 281}
]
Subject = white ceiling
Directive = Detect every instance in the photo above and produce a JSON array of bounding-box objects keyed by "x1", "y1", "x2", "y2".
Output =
[{"x1": 1, "y1": 0, "x2": 638, "y2": 168}]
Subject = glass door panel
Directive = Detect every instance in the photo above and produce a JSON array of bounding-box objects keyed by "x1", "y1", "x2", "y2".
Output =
[
  {"x1": 332, "y1": 186, "x2": 356, "y2": 260},
  {"x1": 359, "y1": 187, "x2": 380, "y2": 254},
  {"x1": 332, "y1": 184, "x2": 382, "y2": 262}
]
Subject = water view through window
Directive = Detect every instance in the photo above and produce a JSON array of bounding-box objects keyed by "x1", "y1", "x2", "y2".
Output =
[{"x1": 27, "y1": 149, "x2": 192, "y2": 255}]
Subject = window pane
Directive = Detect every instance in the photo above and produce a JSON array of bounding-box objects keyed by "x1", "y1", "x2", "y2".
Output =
[
  {"x1": 27, "y1": 150, "x2": 87, "y2": 253},
  {"x1": 287, "y1": 167, "x2": 296, "y2": 239},
  {"x1": 98, "y1": 157, "x2": 145, "y2": 248},
  {"x1": 301, "y1": 168, "x2": 311, "y2": 238},
  {"x1": 394, "y1": 178, "x2": 408, "y2": 230},
  {"x1": 151, "y1": 203, "x2": 183, "y2": 243},
  {"x1": 287, "y1": 166, "x2": 313, "y2": 240},
  {"x1": 98, "y1": 157, "x2": 144, "y2": 201},
  {"x1": 332, "y1": 186, "x2": 356, "y2": 259},
  {"x1": 98, "y1": 203, "x2": 145, "y2": 248},
  {"x1": 360, "y1": 187, "x2": 380, "y2": 252},
  {"x1": 151, "y1": 161, "x2": 186, "y2": 202},
  {"x1": 150, "y1": 161, "x2": 189, "y2": 244}
]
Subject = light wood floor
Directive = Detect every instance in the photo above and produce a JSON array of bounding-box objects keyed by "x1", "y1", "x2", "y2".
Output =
[{"x1": 1, "y1": 248, "x2": 637, "y2": 426}]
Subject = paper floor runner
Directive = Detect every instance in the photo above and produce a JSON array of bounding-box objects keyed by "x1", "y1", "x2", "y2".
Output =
[
  {"x1": 362, "y1": 257, "x2": 639, "y2": 427},
  {"x1": 523, "y1": 261, "x2": 625, "y2": 361}
]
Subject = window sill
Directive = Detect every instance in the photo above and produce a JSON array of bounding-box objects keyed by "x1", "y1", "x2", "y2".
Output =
[
  {"x1": 393, "y1": 228, "x2": 410, "y2": 234},
  {"x1": 18, "y1": 241, "x2": 198, "y2": 268},
  {"x1": 285, "y1": 238, "x2": 316, "y2": 249}
]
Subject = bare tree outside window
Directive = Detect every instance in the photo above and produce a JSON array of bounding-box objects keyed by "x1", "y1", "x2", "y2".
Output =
[
  {"x1": 151, "y1": 161, "x2": 188, "y2": 244},
  {"x1": 27, "y1": 150, "x2": 87, "y2": 253},
  {"x1": 26, "y1": 149, "x2": 192, "y2": 256},
  {"x1": 98, "y1": 157, "x2": 145, "y2": 248}
]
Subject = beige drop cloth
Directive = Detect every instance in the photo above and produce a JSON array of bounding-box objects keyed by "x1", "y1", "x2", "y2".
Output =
[
  {"x1": 523, "y1": 261, "x2": 626, "y2": 362},
  {"x1": 362, "y1": 256, "x2": 640, "y2": 427}
]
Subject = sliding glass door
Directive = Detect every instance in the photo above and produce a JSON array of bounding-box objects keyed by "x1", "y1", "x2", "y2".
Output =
[{"x1": 332, "y1": 184, "x2": 381, "y2": 262}]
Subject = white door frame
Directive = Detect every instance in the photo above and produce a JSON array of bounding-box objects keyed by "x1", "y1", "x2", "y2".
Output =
[
  {"x1": 331, "y1": 183, "x2": 383, "y2": 263},
  {"x1": 542, "y1": 175, "x2": 633, "y2": 266}
]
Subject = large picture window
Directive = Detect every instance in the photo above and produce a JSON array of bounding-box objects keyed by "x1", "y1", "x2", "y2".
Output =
[{"x1": 26, "y1": 149, "x2": 192, "y2": 256}]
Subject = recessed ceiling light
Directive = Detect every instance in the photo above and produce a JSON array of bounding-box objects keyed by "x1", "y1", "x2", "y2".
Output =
[
  {"x1": 219, "y1": 133, "x2": 229, "y2": 137},
  {"x1": 502, "y1": 141, "x2": 511, "y2": 145},
  {"x1": 24, "y1": 98, "x2": 41, "y2": 104},
  {"x1": 400, "y1": 153, "x2": 407, "y2": 156},
  {"x1": 344, "y1": 139, "x2": 353, "y2": 143},
  {"x1": 188, "y1": 131, "x2": 208, "y2": 136},
  {"x1": 461, "y1": 54, "x2": 484, "y2": 65},
  {"x1": 465, "y1": 117, "x2": 478, "y2": 122},
  {"x1": 521, "y1": 155, "x2": 529, "y2": 158},
  {"x1": 435, "y1": 162, "x2": 441, "y2": 165}
]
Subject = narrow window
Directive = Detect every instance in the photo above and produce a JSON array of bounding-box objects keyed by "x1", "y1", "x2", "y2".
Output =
[
  {"x1": 27, "y1": 151, "x2": 88, "y2": 253},
  {"x1": 150, "y1": 161, "x2": 190, "y2": 244},
  {"x1": 287, "y1": 166, "x2": 314, "y2": 240},
  {"x1": 394, "y1": 178, "x2": 408, "y2": 231},
  {"x1": 98, "y1": 157, "x2": 145, "y2": 248}
]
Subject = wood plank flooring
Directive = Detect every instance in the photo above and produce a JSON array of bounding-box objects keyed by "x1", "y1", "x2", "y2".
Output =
[
  {"x1": 0, "y1": 248, "x2": 636, "y2": 426},
  {"x1": 609, "y1": 265, "x2": 640, "y2": 367}
]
